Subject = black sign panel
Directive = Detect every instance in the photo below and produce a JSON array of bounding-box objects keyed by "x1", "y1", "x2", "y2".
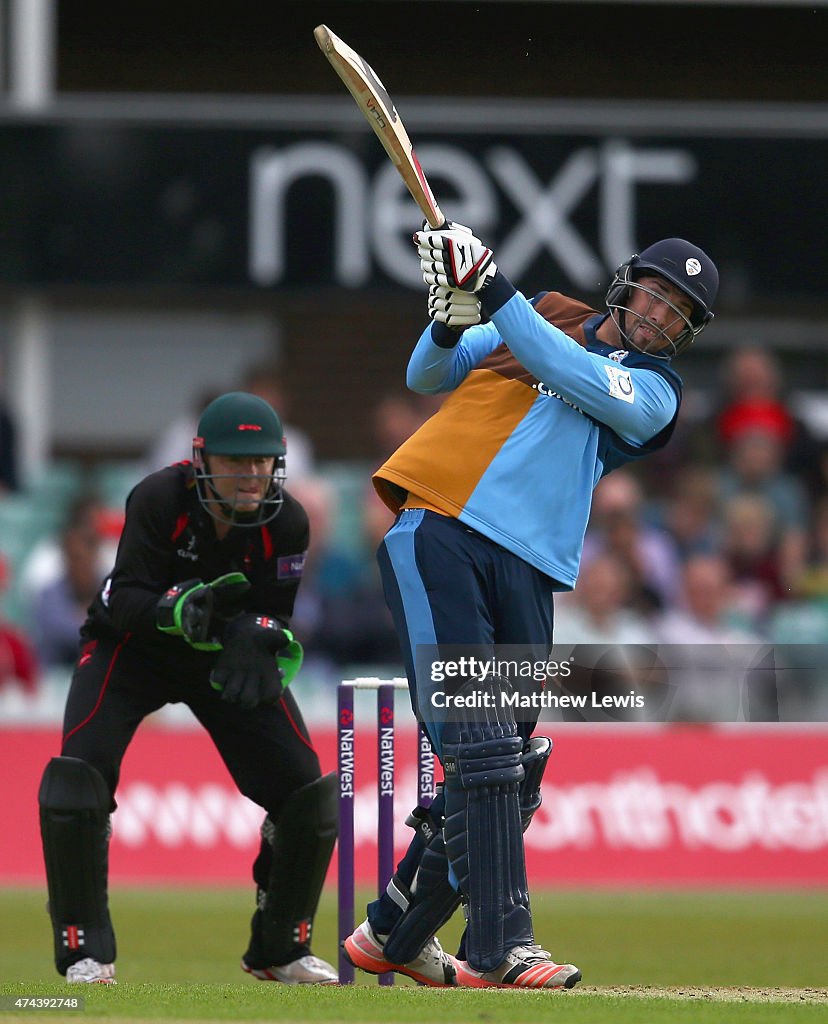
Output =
[{"x1": 0, "y1": 118, "x2": 825, "y2": 302}]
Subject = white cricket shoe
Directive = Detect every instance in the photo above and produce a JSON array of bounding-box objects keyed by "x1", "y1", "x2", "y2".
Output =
[
  {"x1": 241, "y1": 954, "x2": 338, "y2": 984},
  {"x1": 455, "y1": 944, "x2": 581, "y2": 989},
  {"x1": 344, "y1": 919, "x2": 457, "y2": 986},
  {"x1": 65, "y1": 958, "x2": 116, "y2": 984}
]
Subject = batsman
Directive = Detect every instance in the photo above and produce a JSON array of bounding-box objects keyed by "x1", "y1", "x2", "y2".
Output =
[
  {"x1": 39, "y1": 392, "x2": 338, "y2": 984},
  {"x1": 344, "y1": 228, "x2": 719, "y2": 988}
]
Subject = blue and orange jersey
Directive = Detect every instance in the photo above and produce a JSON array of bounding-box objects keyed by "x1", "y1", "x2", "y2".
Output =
[{"x1": 374, "y1": 277, "x2": 682, "y2": 590}]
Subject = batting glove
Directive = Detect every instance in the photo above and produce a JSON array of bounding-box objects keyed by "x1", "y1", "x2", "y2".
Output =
[
  {"x1": 427, "y1": 283, "x2": 482, "y2": 331},
  {"x1": 414, "y1": 222, "x2": 497, "y2": 294}
]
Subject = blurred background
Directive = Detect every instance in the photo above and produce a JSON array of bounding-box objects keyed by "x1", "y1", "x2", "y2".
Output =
[
  {"x1": 1, "y1": 0, "x2": 826, "y2": 706},
  {"x1": 0, "y1": 0, "x2": 827, "y2": 901}
]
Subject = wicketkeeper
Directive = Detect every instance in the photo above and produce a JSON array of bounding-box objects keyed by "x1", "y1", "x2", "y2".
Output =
[
  {"x1": 39, "y1": 392, "x2": 338, "y2": 985},
  {"x1": 343, "y1": 229, "x2": 718, "y2": 988}
]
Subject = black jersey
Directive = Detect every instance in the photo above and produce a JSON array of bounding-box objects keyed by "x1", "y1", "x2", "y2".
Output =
[{"x1": 82, "y1": 463, "x2": 309, "y2": 671}]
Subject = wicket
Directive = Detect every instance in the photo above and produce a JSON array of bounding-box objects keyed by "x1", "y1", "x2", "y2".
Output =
[{"x1": 337, "y1": 678, "x2": 436, "y2": 985}]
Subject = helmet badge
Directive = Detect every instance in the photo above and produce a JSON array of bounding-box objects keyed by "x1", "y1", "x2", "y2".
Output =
[{"x1": 685, "y1": 258, "x2": 702, "y2": 276}]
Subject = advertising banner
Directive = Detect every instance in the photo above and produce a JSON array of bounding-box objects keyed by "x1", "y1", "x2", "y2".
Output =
[
  {"x1": 3, "y1": 724, "x2": 827, "y2": 886},
  {"x1": 0, "y1": 111, "x2": 825, "y2": 299}
]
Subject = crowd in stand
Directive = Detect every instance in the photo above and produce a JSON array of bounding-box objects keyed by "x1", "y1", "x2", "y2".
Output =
[{"x1": 1, "y1": 346, "x2": 826, "y2": 716}]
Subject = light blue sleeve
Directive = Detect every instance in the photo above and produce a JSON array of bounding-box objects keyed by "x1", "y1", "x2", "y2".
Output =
[
  {"x1": 406, "y1": 321, "x2": 504, "y2": 394},
  {"x1": 490, "y1": 291, "x2": 678, "y2": 446}
]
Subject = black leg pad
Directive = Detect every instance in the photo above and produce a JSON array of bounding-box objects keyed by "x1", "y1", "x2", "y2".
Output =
[
  {"x1": 245, "y1": 772, "x2": 338, "y2": 966},
  {"x1": 39, "y1": 757, "x2": 115, "y2": 974}
]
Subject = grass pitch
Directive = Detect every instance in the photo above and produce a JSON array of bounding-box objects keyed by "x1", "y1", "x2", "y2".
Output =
[{"x1": 1, "y1": 886, "x2": 826, "y2": 1022}]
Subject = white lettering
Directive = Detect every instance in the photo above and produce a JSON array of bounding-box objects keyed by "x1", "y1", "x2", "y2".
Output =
[
  {"x1": 109, "y1": 766, "x2": 828, "y2": 859},
  {"x1": 600, "y1": 139, "x2": 697, "y2": 267},
  {"x1": 528, "y1": 769, "x2": 828, "y2": 853},
  {"x1": 373, "y1": 144, "x2": 498, "y2": 287},
  {"x1": 489, "y1": 146, "x2": 603, "y2": 288},
  {"x1": 247, "y1": 140, "x2": 699, "y2": 290},
  {"x1": 591, "y1": 691, "x2": 645, "y2": 709},
  {"x1": 249, "y1": 143, "x2": 367, "y2": 286},
  {"x1": 379, "y1": 727, "x2": 394, "y2": 796},
  {"x1": 339, "y1": 728, "x2": 354, "y2": 799}
]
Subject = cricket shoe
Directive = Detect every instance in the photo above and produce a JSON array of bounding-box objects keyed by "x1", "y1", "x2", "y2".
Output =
[
  {"x1": 241, "y1": 954, "x2": 339, "y2": 984},
  {"x1": 344, "y1": 920, "x2": 457, "y2": 986},
  {"x1": 65, "y1": 958, "x2": 116, "y2": 984},
  {"x1": 455, "y1": 944, "x2": 581, "y2": 989}
]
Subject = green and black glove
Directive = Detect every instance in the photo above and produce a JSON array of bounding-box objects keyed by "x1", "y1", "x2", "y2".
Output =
[
  {"x1": 209, "y1": 614, "x2": 303, "y2": 710},
  {"x1": 156, "y1": 572, "x2": 251, "y2": 650}
]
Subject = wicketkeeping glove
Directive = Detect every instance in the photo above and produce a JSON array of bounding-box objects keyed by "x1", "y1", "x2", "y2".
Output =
[
  {"x1": 156, "y1": 572, "x2": 251, "y2": 651},
  {"x1": 414, "y1": 222, "x2": 497, "y2": 294},
  {"x1": 209, "y1": 614, "x2": 304, "y2": 710},
  {"x1": 427, "y1": 283, "x2": 482, "y2": 331}
]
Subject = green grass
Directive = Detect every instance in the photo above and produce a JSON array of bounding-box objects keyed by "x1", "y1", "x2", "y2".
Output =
[
  {"x1": 1, "y1": 887, "x2": 826, "y2": 1021},
  {"x1": 1, "y1": 984, "x2": 826, "y2": 1024}
]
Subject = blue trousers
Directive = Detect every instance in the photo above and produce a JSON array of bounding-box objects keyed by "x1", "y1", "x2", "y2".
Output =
[
  {"x1": 378, "y1": 508, "x2": 556, "y2": 753},
  {"x1": 368, "y1": 509, "x2": 556, "y2": 953}
]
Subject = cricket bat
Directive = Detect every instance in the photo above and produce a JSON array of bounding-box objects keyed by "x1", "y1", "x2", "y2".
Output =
[{"x1": 313, "y1": 24, "x2": 446, "y2": 229}]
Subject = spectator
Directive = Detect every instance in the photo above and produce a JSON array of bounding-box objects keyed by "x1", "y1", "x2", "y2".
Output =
[
  {"x1": 656, "y1": 554, "x2": 757, "y2": 645},
  {"x1": 289, "y1": 477, "x2": 401, "y2": 675},
  {"x1": 792, "y1": 495, "x2": 828, "y2": 603},
  {"x1": 19, "y1": 495, "x2": 120, "y2": 612},
  {"x1": 660, "y1": 465, "x2": 722, "y2": 560},
  {"x1": 581, "y1": 469, "x2": 683, "y2": 614},
  {"x1": 653, "y1": 555, "x2": 761, "y2": 723},
  {"x1": 0, "y1": 554, "x2": 39, "y2": 693},
  {"x1": 29, "y1": 508, "x2": 105, "y2": 668},
  {"x1": 241, "y1": 361, "x2": 315, "y2": 480},
  {"x1": 143, "y1": 386, "x2": 223, "y2": 472},
  {"x1": 553, "y1": 553, "x2": 653, "y2": 645},
  {"x1": 717, "y1": 419, "x2": 810, "y2": 587},
  {"x1": 371, "y1": 391, "x2": 443, "y2": 462},
  {"x1": 311, "y1": 485, "x2": 401, "y2": 669},
  {"x1": 768, "y1": 497, "x2": 828, "y2": 647},
  {"x1": 286, "y1": 475, "x2": 365, "y2": 680},
  {"x1": 720, "y1": 493, "x2": 790, "y2": 631},
  {"x1": 713, "y1": 346, "x2": 822, "y2": 499}
]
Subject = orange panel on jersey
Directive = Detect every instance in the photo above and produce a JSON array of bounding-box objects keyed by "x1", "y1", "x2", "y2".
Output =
[{"x1": 374, "y1": 369, "x2": 537, "y2": 515}]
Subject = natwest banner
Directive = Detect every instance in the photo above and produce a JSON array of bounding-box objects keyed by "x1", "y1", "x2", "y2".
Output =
[{"x1": 2, "y1": 725, "x2": 827, "y2": 885}]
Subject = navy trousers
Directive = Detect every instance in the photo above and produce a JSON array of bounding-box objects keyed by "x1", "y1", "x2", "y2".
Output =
[
  {"x1": 378, "y1": 508, "x2": 556, "y2": 753},
  {"x1": 368, "y1": 509, "x2": 556, "y2": 951}
]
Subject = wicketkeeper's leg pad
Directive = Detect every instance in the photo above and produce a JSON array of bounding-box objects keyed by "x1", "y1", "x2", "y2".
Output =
[
  {"x1": 245, "y1": 772, "x2": 338, "y2": 967},
  {"x1": 39, "y1": 756, "x2": 116, "y2": 974},
  {"x1": 441, "y1": 676, "x2": 533, "y2": 972}
]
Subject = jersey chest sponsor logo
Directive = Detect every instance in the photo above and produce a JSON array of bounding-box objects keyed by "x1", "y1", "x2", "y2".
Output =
[{"x1": 532, "y1": 381, "x2": 586, "y2": 416}]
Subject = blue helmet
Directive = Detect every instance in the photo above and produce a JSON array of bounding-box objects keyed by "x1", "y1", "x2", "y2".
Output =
[{"x1": 605, "y1": 238, "x2": 719, "y2": 358}]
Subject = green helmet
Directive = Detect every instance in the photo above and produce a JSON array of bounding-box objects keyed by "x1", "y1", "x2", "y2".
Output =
[
  {"x1": 196, "y1": 392, "x2": 286, "y2": 456},
  {"x1": 192, "y1": 392, "x2": 287, "y2": 527}
]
